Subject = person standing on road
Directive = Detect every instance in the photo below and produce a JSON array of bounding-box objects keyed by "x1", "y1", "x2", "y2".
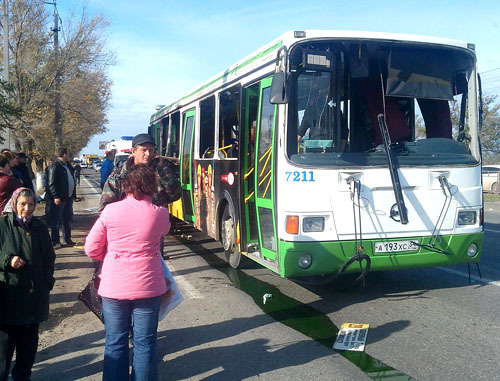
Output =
[
  {"x1": 85, "y1": 165, "x2": 171, "y2": 381},
  {"x1": 100, "y1": 133, "x2": 181, "y2": 211},
  {"x1": 46, "y1": 148, "x2": 75, "y2": 249},
  {"x1": 100, "y1": 150, "x2": 115, "y2": 189},
  {"x1": 0, "y1": 188, "x2": 56, "y2": 381},
  {"x1": 73, "y1": 161, "x2": 82, "y2": 186}
]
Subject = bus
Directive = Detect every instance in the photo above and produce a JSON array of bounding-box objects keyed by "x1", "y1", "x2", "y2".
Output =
[{"x1": 149, "y1": 30, "x2": 483, "y2": 282}]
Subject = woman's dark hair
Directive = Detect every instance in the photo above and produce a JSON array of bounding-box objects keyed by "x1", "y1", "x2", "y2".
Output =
[{"x1": 122, "y1": 164, "x2": 157, "y2": 199}]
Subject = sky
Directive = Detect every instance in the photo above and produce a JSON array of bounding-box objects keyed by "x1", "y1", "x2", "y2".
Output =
[{"x1": 58, "y1": 0, "x2": 500, "y2": 155}]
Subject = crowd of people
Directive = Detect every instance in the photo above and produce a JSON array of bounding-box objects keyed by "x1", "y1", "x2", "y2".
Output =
[{"x1": 0, "y1": 133, "x2": 182, "y2": 381}]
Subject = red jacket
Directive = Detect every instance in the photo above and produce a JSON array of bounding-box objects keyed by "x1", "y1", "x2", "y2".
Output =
[{"x1": 0, "y1": 173, "x2": 22, "y2": 213}]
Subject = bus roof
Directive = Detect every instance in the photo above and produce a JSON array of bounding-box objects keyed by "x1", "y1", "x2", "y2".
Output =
[{"x1": 150, "y1": 30, "x2": 474, "y2": 123}]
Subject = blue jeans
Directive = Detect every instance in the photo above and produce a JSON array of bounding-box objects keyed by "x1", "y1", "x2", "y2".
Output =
[{"x1": 101, "y1": 296, "x2": 161, "y2": 381}]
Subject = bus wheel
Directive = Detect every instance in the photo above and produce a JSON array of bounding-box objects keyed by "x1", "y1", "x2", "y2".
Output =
[{"x1": 221, "y1": 206, "x2": 248, "y2": 269}]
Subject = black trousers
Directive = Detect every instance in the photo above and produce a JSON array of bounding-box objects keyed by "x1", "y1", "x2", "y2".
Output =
[{"x1": 0, "y1": 323, "x2": 39, "y2": 381}]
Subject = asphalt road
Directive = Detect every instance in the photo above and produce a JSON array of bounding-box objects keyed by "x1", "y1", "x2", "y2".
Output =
[{"x1": 36, "y1": 169, "x2": 498, "y2": 380}]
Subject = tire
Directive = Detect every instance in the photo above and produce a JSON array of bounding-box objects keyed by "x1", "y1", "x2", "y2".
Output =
[
  {"x1": 221, "y1": 206, "x2": 250, "y2": 269},
  {"x1": 492, "y1": 182, "x2": 498, "y2": 193}
]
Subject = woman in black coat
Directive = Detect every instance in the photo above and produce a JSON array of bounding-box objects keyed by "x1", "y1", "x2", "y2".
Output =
[{"x1": 0, "y1": 187, "x2": 55, "y2": 381}]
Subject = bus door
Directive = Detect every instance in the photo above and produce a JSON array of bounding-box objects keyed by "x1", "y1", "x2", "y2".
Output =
[
  {"x1": 242, "y1": 83, "x2": 260, "y2": 250},
  {"x1": 254, "y1": 77, "x2": 278, "y2": 262},
  {"x1": 180, "y1": 109, "x2": 195, "y2": 222}
]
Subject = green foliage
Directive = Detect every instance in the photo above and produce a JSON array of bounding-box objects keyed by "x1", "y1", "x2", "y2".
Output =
[
  {"x1": 478, "y1": 94, "x2": 500, "y2": 164},
  {"x1": 1, "y1": 0, "x2": 113, "y2": 161},
  {"x1": 0, "y1": 80, "x2": 22, "y2": 143}
]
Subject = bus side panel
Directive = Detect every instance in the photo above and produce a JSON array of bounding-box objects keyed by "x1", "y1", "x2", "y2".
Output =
[
  {"x1": 192, "y1": 159, "x2": 216, "y2": 238},
  {"x1": 214, "y1": 160, "x2": 241, "y2": 242}
]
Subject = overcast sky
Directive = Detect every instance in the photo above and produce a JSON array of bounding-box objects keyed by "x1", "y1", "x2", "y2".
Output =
[{"x1": 59, "y1": 0, "x2": 500, "y2": 155}]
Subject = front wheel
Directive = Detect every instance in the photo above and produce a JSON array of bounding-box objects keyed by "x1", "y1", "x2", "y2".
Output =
[{"x1": 221, "y1": 206, "x2": 250, "y2": 269}]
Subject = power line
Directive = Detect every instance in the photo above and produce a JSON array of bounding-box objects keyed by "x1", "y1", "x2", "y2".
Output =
[{"x1": 480, "y1": 67, "x2": 500, "y2": 74}]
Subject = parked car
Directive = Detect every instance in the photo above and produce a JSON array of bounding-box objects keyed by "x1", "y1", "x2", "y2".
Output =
[{"x1": 483, "y1": 166, "x2": 500, "y2": 193}]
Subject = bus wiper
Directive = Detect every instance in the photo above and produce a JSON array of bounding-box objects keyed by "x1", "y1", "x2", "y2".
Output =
[{"x1": 377, "y1": 114, "x2": 408, "y2": 224}]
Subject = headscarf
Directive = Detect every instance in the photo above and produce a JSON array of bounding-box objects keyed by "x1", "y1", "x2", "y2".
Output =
[{"x1": 9, "y1": 187, "x2": 36, "y2": 227}]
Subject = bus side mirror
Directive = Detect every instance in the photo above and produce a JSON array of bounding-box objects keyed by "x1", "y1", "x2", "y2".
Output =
[{"x1": 270, "y1": 71, "x2": 288, "y2": 104}]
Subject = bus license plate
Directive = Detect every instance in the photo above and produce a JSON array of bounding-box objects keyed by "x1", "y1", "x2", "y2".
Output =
[{"x1": 374, "y1": 240, "x2": 419, "y2": 253}]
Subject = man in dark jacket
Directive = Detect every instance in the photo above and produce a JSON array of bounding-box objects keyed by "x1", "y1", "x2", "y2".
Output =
[
  {"x1": 14, "y1": 153, "x2": 34, "y2": 191},
  {"x1": 46, "y1": 147, "x2": 75, "y2": 249},
  {"x1": 100, "y1": 133, "x2": 181, "y2": 211}
]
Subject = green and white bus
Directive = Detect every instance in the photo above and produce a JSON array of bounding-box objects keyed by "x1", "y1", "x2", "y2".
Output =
[{"x1": 149, "y1": 30, "x2": 483, "y2": 281}]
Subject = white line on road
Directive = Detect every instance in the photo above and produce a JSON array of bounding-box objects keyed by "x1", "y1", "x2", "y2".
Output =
[
  {"x1": 438, "y1": 267, "x2": 500, "y2": 288},
  {"x1": 484, "y1": 228, "x2": 500, "y2": 233},
  {"x1": 167, "y1": 262, "x2": 204, "y2": 299}
]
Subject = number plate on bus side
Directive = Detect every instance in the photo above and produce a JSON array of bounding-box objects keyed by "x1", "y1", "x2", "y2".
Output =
[{"x1": 374, "y1": 240, "x2": 419, "y2": 253}]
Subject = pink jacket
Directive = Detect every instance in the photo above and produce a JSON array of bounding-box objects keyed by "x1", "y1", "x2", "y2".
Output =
[{"x1": 84, "y1": 196, "x2": 171, "y2": 300}]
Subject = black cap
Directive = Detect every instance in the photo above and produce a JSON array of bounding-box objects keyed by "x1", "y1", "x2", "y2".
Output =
[{"x1": 132, "y1": 133, "x2": 155, "y2": 147}]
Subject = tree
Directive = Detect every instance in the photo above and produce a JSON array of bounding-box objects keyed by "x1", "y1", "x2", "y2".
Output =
[
  {"x1": 0, "y1": 79, "x2": 22, "y2": 142},
  {"x1": 477, "y1": 94, "x2": 500, "y2": 164},
  {"x1": 1, "y1": 0, "x2": 113, "y2": 168}
]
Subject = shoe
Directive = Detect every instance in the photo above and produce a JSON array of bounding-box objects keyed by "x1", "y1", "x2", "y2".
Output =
[
  {"x1": 52, "y1": 243, "x2": 62, "y2": 250},
  {"x1": 62, "y1": 240, "x2": 76, "y2": 247}
]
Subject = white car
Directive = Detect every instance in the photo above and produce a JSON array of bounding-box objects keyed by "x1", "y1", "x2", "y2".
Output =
[{"x1": 483, "y1": 166, "x2": 500, "y2": 193}]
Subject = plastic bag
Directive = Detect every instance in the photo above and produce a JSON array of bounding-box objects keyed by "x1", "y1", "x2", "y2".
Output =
[{"x1": 158, "y1": 258, "x2": 183, "y2": 321}]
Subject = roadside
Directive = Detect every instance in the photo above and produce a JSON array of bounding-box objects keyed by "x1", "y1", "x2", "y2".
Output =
[
  {"x1": 30, "y1": 173, "x2": 365, "y2": 381},
  {"x1": 34, "y1": 175, "x2": 103, "y2": 380}
]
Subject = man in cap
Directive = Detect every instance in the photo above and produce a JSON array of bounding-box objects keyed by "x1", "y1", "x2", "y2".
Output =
[{"x1": 99, "y1": 133, "x2": 181, "y2": 211}]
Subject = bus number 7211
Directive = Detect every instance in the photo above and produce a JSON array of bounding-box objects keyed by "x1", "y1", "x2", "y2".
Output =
[{"x1": 285, "y1": 171, "x2": 315, "y2": 182}]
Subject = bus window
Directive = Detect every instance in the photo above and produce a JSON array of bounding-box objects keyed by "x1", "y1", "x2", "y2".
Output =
[
  {"x1": 257, "y1": 86, "x2": 274, "y2": 199},
  {"x1": 199, "y1": 96, "x2": 215, "y2": 159},
  {"x1": 287, "y1": 41, "x2": 477, "y2": 167},
  {"x1": 219, "y1": 85, "x2": 241, "y2": 159},
  {"x1": 166, "y1": 112, "x2": 180, "y2": 158},
  {"x1": 161, "y1": 116, "x2": 169, "y2": 156},
  {"x1": 182, "y1": 114, "x2": 194, "y2": 184}
]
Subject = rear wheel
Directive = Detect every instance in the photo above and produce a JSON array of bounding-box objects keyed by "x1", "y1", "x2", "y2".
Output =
[
  {"x1": 221, "y1": 206, "x2": 250, "y2": 269},
  {"x1": 492, "y1": 182, "x2": 498, "y2": 193}
]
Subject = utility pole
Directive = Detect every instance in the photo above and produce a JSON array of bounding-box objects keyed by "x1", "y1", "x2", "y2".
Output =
[
  {"x1": 47, "y1": 0, "x2": 62, "y2": 153},
  {"x1": 2, "y1": 0, "x2": 10, "y2": 150}
]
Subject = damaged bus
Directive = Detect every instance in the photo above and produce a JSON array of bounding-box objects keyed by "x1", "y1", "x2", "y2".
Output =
[{"x1": 149, "y1": 30, "x2": 483, "y2": 282}]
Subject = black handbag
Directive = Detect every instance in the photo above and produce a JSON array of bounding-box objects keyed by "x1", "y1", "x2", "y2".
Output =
[{"x1": 78, "y1": 261, "x2": 104, "y2": 323}]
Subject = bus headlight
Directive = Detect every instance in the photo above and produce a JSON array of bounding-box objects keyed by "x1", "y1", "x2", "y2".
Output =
[
  {"x1": 303, "y1": 217, "x2": 325, "y2": 232},
  {"x1": 457, "y1": 211, "x2": 477, "y2": 226},
  {"x1": 298, "y1": 254, "x2": 312, "y2": 269},
  {"x1": 467, "y1": 243, "x2": 478, "y2": 257}
]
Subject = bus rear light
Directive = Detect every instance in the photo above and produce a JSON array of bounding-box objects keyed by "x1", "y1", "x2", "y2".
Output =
[{"x1": 286, "y1": 215, "x2": 299, "y2": 234}]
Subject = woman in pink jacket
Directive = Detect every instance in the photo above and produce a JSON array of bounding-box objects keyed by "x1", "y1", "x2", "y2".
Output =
[{"x1": 85, "y1": 164, "x2": 170, "y2": 381}]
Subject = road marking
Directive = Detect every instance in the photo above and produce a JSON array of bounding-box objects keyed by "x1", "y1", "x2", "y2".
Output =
[
  {"x1": 167, "y1": 262, "x2": 204, "y2": 299},
  {"x1": 438, "y1": 267, "x2": 500, "y2": 288},
  {"x1": 484, "y1": 228, "x2": 500, "y2": 233}
]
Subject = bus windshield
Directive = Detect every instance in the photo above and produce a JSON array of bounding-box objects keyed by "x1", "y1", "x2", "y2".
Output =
[{"x1": 287, "y1": 40, "x2": 478, "y2": 167}]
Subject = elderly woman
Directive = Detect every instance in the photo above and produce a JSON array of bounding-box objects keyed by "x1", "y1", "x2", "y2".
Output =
[
  {"x1": 85, "y1": 164, "x2": 171, "y2": 381},
  {"x1": 0, "y1": 187, "x2": 56, "y2": 381}
]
